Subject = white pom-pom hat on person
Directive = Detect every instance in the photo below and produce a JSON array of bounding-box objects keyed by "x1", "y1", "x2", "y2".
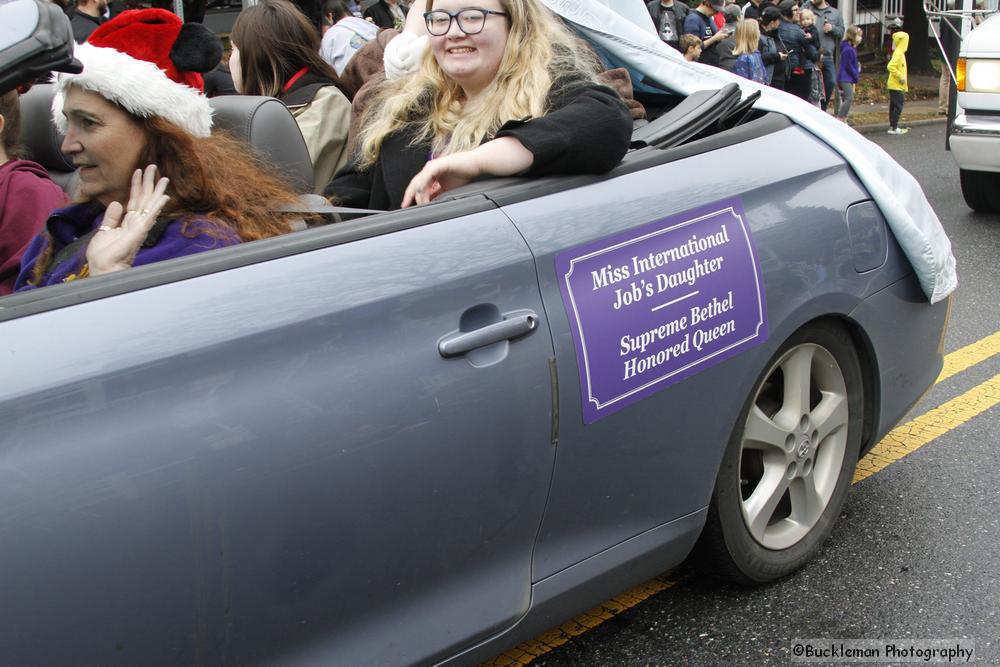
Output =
[{"x1": 51, "y1": 9, "x2": 221, "y2": 138}]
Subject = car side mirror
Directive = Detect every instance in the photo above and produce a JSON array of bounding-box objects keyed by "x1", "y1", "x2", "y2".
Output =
[{"x1": 0, "y1": 0, "x2": 81, "y2": 96}]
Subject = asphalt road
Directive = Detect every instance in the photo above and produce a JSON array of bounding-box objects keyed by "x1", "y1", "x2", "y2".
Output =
[{"x1": 494, "y1": 122, "x2": 1000, "y2": 667}]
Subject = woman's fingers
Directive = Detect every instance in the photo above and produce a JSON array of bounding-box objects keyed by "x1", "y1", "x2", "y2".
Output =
[
  {"x1": 141, "y1": 164, "x2": 157, "y2": 194},
  {"x1": 103, "y1": 201, "x2": 125, "y2": 229},
  {"x1": 124, "y1": 166, "x2": 169, "y2": 226},
  {"x1": 124, "y1": 169, "x2": 142, "y2": 214},
  {"x1": 402, "y1": 170, "x2": 432, "y2": 208},
  {"x1": 418, "y1": 180, "x2": 442, "y2": 206}
]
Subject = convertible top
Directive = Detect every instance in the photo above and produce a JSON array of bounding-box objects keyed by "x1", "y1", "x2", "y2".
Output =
[{"x1": 549, "y1": 0, "x2": 957, "y2": 304}]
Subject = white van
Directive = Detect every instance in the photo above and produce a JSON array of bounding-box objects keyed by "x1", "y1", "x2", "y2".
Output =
[{"x1": 950, "y1": 10, "x2": 1000, "y2": 212}]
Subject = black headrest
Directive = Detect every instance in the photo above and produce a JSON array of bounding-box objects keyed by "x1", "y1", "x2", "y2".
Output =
[
  {"x1": 208, "y1": 96, "x2": 314, "y2": 195},
  {"x1": 19, "y1": 82, "x2": 75, "y2": 179}
]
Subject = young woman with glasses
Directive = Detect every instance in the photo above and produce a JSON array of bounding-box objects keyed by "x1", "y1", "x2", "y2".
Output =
[{"x1": 324, "y1": 0, "x2": 633, "y2": 210}]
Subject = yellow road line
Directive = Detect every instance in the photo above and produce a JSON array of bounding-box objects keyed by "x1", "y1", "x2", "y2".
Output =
[
  {"x1": 483, "y1": 575, "x2": 680, "y2": 667},
  {"x1": 936, "y1": 330, "x2": 1000, "y2": 383},
  {"x1": 484, "y1": 332, "x2": 1000, "y2": 667},
  {"x1": 854, "y1": 371, "x2": 1000, "y2": 483}
]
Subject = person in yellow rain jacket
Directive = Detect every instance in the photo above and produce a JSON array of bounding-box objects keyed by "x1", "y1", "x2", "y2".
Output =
[{"x1": 886, "y1": 29, "x2": 909, "y2": 134}]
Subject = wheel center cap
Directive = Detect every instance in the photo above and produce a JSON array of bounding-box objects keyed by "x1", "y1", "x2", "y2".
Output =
[{"x1": 796, "y1": 435, "x2": 811, "y2": 459}]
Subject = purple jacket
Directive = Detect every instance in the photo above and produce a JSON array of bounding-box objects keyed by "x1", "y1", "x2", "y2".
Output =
[
  {"x1": 15, "y1": 202, "x2": 240, "y2": 291},
  {"x1": 838, "y1": 40, "x2": 860, "y2": 84}
]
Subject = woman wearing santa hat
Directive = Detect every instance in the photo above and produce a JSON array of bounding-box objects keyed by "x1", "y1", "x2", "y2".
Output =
[{"x1": 15, "y1": 9, "x2": 305, "y2": 290}]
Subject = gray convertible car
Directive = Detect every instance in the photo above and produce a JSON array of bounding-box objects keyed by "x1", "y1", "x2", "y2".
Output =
[{"x1": 0, "y1": 2, "x2": 949, "y2": 665}]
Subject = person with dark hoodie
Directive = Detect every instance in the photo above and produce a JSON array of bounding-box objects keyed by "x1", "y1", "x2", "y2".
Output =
[{"x1": 0, "y1": 90, "x2": 66, "y2": 295}]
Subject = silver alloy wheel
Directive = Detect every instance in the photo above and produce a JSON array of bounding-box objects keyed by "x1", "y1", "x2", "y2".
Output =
[{"x1": 738, "y1": 343, "x2": 849, "y2": 550}]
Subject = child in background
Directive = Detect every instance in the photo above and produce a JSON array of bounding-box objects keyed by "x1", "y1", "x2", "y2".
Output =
[
  {"x1": 732, "y1": 19, "x2": 767, "y2": 83},
  {"x1": 799, "y1": 9, "x2": 824, "y2": 107},
  {"x1": 680, "y1": 33, "x2": 703, "y2": 62},
  {"x1": 886, "y1": 29, "x2": 909, "y2": 134},
  {"x1": 836, "y1": 25, "x2": 862, "y2": 123}
]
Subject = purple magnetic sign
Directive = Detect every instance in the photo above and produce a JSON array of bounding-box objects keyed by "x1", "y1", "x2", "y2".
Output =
[{"x1": 556, "y1": 197, "x2": 768, "y2": 424}]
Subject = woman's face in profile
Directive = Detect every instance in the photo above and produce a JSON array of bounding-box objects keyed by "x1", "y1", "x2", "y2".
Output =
[
  {"x1": 428, "y1": 0, "x2": 511, "y2": 98},
  {"x1": 60, "y1": 87, "x2": 148, "y2": 207}
]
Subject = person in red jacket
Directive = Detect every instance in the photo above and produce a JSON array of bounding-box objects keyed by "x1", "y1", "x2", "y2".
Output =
[{"x1": 0, "y1": 90, "x2": 66, "y2": 295}]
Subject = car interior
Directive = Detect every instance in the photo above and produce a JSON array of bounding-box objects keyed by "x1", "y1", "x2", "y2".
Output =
[
  {"x1": 3, "y1": 0, "x2": 789, "y2": 323},
  {"x1": 20, "y1": 76, "x2": 774, "y2": 223}
]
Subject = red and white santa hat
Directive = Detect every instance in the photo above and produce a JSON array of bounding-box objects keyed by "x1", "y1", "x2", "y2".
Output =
[{"x1": 52, "y1": 9, "x2": 221, "y2": 138}]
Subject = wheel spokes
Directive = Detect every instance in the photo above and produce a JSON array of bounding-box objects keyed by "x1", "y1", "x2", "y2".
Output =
[
  {"x1": 777, "y1": 345, "x2": 815, "y2": 425},
  {"x1": 811, "y1": 391, "x2": 848, "y2": 443},
  {"x1": 743, "y1": 405, "x2": 790, "y2": 453},
  {"x1": 743, "y1": 466, "x2": 789, "y2": 542},
  {"x1": 788, "y1": 469, "x2": 823, "y2": 527}
]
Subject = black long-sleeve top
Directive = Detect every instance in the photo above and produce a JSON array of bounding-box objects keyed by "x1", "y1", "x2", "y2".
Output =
[{"x1": 326, "y1": 80, "x2": 633, "y2": 211}]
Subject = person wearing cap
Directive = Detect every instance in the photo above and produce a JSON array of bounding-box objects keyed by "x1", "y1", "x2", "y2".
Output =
[
  {"x1": 682, "y1": 0, "x2": 730, "y2": 67},
  {"x1": 15, "y1": 10, "x2": 305, "y2": 291},
  {"x1": 759, "y1": 6, "x2": 788, "y2": 86},
  {"x1": 775, "y1": 0, "x2": 816, "y2": 100}
]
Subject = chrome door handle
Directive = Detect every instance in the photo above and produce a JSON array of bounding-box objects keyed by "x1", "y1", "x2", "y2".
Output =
[{"x1": 438, "y1": 310, "x2": 539, "y2": 358}]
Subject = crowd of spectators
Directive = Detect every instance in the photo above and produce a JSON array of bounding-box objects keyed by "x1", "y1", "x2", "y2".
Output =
[{"x1": 648, "y1": 0, "x2": 851, "y2": 110}]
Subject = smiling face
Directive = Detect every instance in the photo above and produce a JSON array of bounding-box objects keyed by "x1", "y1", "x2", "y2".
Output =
[
  {"x1": 60, "y1": 86, "x2": 148, "y2": 207},
  {"x1": 428, "y1": 0, "x2": 511, "y2": 99}
]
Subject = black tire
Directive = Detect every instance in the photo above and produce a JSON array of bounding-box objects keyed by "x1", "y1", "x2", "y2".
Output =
[
  {"x1": 960, "y1": 169, "x2": 1000, "y2": 214},
  {"x1": 697, "y1": 321, "x2": 864, "y2": 584}
]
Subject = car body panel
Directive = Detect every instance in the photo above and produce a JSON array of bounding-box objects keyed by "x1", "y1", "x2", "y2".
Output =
[
  {"x1": 501, "y1": 125, "x2": 907, "y2": 582},
  {"x1": 0, "y1": 114, "x2": 948, "y2": 665},
  {"x1": 0, "y1": 210, "x2": 557, "y2": 666}
]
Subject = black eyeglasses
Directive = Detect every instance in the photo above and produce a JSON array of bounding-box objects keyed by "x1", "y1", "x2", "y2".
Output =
[{"x1": 423, "y1": 8, "x2": 509, "y2": 36}]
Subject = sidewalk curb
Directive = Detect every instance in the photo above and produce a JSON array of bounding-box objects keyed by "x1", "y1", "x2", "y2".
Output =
[{"x1": 855, "y1": 116, "x2": 947, "y2": 135}]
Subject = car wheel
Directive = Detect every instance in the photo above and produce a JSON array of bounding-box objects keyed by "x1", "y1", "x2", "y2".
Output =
[
  {"x1": 698, "y1": 322, "x2": 863, "y2": 584},
  {"x1": 960, "y1": 169, "x2": 1000, "y2": 213}
]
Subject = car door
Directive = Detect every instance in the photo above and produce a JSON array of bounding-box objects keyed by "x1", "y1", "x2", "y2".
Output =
[
  {"x1": 500, "y1": 123, "x2": 870, "y2": 580},
  {"x1": 0, "y1": 200, "x2": 556, "y2": 666}
]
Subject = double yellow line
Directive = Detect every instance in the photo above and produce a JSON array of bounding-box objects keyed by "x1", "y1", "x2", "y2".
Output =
[
  {"x1": 485, "y1": 330, "x2": 1000, "y2": 667},
  {"x1": 854, "y1": 330, "x2": 1000, "y2": 482}
]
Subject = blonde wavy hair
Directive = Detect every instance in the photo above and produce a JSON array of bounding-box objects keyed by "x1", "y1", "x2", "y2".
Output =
[
  {"x1": 732, "y1": 19, "x2": 761, "y2": 56},
  {"x1": 356, "y1": 0, "x2": 601, "y2": 168}
]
